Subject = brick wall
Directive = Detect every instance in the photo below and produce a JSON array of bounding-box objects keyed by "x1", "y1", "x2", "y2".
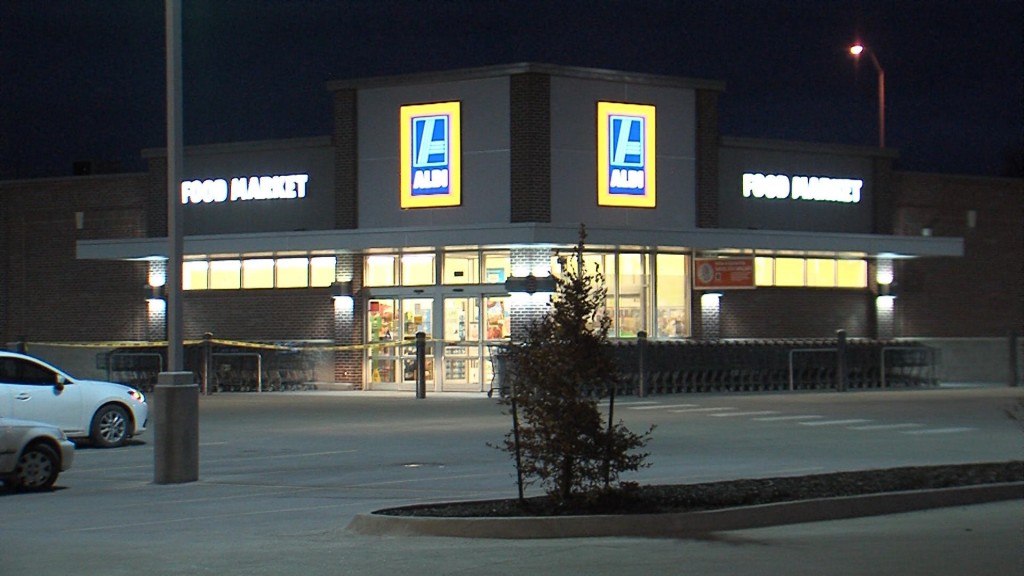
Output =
[
  {"x1": 510, "y1": 72, "x2": 552, "y2": 223},
  {"x1": 144, "y1": 156, "x2": 167, "y2": 237},
  {"x1": 182, "y1": 290, "x2": 334, "y2": 341},
  {"x1": 333, "y1": 88, "x2": 358, "y2": 229},
  {"x1": 892, "y1": 172, "x2": 1023, "y2": 337},
  {"x1": 508, "y1": 247, "x2": 553, "y2": 338},
  {"x1": 695, "y1": 89, "x2": 720, "y2": 228},
  {"x1": 334, "y1": 253, "x2": 363, "y2": 384},
  {"x1": 871, "y1": 155, "x2": 896, "y2": 233},
  {"x1": 0, "y1": 174, "x2": 150, "y2": 344},
  {"x1": 714, "y1": 289, "x2": 875, "y2": 339}
]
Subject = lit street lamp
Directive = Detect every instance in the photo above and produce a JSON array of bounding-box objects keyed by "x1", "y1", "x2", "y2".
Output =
[{"x1": 849, "y1": 43, "x2": 885, "y2": 148}]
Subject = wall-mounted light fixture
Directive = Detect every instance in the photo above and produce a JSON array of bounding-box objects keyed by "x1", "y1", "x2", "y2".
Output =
[
  {"x1": 700, "y1": 292, "x2": 723, "y2": 340},
  {"x1": 504, "y1": 273, "x2": 557, "y2": 295},
  {"x1": 145, "y1": 284, "x2": 167, "y2": 302},
  {"x1": 875, "y1": 293, "x2": 896, "y2": 315},
  {"x1": 700, "y1": 291, "x2": 723, "y2": 306},
  {"x1": 145, "y1": 284, "x2": 167, "y2": 314},
  {"x1": 330, "y1": 281, "x2": 354, "y2": 299},
  {"x1": 330, "y1": 281, "x2": 355, "y2": 312}
]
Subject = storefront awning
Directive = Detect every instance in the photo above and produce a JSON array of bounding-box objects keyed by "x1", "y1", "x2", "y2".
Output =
[{"x1": 77, "y1": 223, "x2": 963, "y2": 261}]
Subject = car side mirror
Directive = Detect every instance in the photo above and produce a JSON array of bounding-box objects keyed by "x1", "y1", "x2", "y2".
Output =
[{"x1": 54, "y1": 375, "x2": 66, "y2": 391}]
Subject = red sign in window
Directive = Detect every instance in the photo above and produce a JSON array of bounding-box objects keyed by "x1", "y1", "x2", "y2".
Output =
[{"x1": 693, "y1": 258, "x2": 755, "y2": 290}]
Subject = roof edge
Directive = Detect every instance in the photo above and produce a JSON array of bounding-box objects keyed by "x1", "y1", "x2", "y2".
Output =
[{"x1": 327, "y1": 62, "x2": 725, "y2": 93}]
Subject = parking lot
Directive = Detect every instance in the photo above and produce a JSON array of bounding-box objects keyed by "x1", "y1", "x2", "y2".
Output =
[{"x1": 2, "y1": 386, "x2": 1022, "y2": 575}]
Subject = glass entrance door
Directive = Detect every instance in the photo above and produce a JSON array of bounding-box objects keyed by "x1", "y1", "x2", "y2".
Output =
[
  {"x1": 438, "y1": 295, "x2": 511, "y2": 392},
  {"x1": 366, "y1": 297, "x2": 434, "y2": 391},
  {"x1": 442, "y1": 297, "x2": 481, "y2": 391},
  {"x1": 367, "y1": 294, "x2": 510, "y2": 392}
]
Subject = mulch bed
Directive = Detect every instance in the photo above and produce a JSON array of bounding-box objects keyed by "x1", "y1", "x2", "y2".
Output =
[{"x1": 377, "y1": 461, "x2": 1023, "y2": 518}]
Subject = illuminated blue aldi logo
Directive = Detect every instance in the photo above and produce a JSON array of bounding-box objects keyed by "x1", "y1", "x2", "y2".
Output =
[
  {"x1": 597, "y1": 102, "x2": 656, "y2": 208},
  {"x1": 608, "y1": 115, "x2": 645, "y2": 193},
  {"x1": 411, "y1": 115, "x2": 449, "y2": 193},
  {"x1": 401, "y1": 102, "x2": 461, "y2": 208}
]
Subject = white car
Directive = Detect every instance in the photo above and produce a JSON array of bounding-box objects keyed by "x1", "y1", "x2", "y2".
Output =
[
  {"x1": 0, "y1": 351, "x2": 148, "y2": 448},
  {"x1": 0, "y1": 416, "x2": 75, "y2": 491}
]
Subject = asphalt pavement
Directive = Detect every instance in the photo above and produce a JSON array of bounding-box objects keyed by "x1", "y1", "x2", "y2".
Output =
[{"x1": 1, "y1": 386, "x2": 1022, "y2": 575}]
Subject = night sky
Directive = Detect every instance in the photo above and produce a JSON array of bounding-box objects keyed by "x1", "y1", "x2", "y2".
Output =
[{"x1": 2, "y1": 1, "x2": 1021, "y2": 180}]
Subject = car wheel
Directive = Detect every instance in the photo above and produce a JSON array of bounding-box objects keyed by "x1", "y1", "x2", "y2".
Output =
[
  {"x1": 91, "y1": 404, "x2": 131, "y2": 448},
  {"x1": 14, "y1": 443, "x2": 60, "y2": 491}
]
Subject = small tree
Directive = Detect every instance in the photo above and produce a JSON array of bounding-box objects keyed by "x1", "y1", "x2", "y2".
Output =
[{"x1": 498, "y1": 225, "x2": 652, "y2": 508}]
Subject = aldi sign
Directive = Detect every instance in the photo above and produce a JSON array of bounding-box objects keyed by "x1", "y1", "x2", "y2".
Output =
[
  {"x1": 597, "y1": 101, "x2": 656, "y2": 208},
  {"x1": 400, "y1": 101, "x2": 462, "y2": 208}
]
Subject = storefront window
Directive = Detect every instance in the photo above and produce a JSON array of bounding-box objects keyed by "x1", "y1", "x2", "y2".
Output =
[
  {"x1": 444, "y1": 298, "x2": 480, "y2": 341},
  {"x1": 774, "y1": 258, "x2": 805, "y2": 287},
  {"x1": 183, "y1": 261, "x2": 208, "y2": 290},
  {"x1": 367, "y1": 299, "x2": 397, "y2": 341},
  {"x1": 310, "y1": 256, "x2": 336, "y2": 287},
  {"x1": 276, "y1": 257, "x2": 309, "y2": 288},
  {"x1": 401, "y1": 254, "x2": 435, "y2": 286},
  {"x1": 755, "y1": 256, "x2": 867, "y2": 289},
  {"x1": 483, "y1": 252, "x2": 510, "y2": 283},
  {"x1": 806, "y1": 258, "x2": 836, "y2": 287},
  {"x1": 754, "y1": 257, "x2": 774, "y2": 286},
  {"x1": 209, "y1": 260, "x2": 241, "y2": 289},
  {"x1": 365, "y1": 255, "x2": 396, "y2": 287},
  {"x1": 443, "y1": 252, "x2": 479, "y2": 284},
  {"x1": 401, "y1": 298, "x2": 433, "y2": 339},
  {"x1": 242, "y1": 259, "x2": 274, "y2": 289},
  {"x1": 656, "y1": 253, "x2": 688, "y2": 338},
  {"x1": 484, "y1": 297, "x2": 510, "y2": 340},
  {"x1": 837, "y1": 260, "x2": 868, "y2": 288},
  {"x1": 617, "y1": 254, "x2": 646, "y2": 337}
]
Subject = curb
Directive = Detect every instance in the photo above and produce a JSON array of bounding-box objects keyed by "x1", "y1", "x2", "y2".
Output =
[{"x1": 346, "y1": 482, "x2": 1024, "y2": 539}]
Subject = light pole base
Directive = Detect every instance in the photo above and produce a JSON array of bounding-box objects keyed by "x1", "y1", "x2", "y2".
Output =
[{"x1": 154, "y1": 371, "x2": 199, "y2": 484}]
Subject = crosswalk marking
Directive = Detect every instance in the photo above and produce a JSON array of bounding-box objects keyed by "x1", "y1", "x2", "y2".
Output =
[
  {"x1": 669, "y1": 407, "x2": 734, "y2": 413},
  {"x1": 902, "y1": 427, "x2": 975, "y2": 435},
  {"x1": 798, "y1": 419, "x2": 872, "y2": 427},
  {"x1": 710, "y1": 410, "x2": 780, "y2": 418}
]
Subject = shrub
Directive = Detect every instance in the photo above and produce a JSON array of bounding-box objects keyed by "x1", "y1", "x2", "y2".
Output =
[{"x1": 497, "y1": 225, "x2": 653, "y2": 507}]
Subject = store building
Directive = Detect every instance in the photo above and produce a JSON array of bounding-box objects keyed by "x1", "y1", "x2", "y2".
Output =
[{"x1": 3, "y1": 64, "x2": 1020, "y2": 391}]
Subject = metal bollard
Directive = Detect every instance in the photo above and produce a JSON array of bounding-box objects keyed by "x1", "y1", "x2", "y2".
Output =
[
  {"x1": 1010, "y1": 331, "x2": 1020, "y2": 388},
  {"x1": 415, "y1": 331, "x2": 426, "y2": 399},
  {"x1": 202, "y1": 332, "x2": 213, "y2": 396},
  {"x1": 836, "y1": 329, "x2": 847, "y2": 392},
  {"x1": 637, "y1": 331, "x2": 648, "y2": 397}
]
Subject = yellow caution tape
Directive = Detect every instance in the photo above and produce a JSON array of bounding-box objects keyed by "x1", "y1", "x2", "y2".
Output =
[{"x1": 21, "y1": 337, "x2": 478, "y2": 354}]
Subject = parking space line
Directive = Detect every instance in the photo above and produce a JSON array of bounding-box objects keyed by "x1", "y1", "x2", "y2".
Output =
[
  {"x1": 903, "y1": 427, "x2": 975, "y2": 435},
  {"x1": 798, "y1": 419, "x2": 872, "y2": 427},
  {"x1": 710, "y1": 411, "x2": 780, "y2": 418},
  {"x1": 754, "y1": 415, "x2": 823, "y2": 421},
  {"x1": 629, "y1": 403, "x2": 700, "y2": 410},
  {"x1": 848, "y1": 423, "x2": 924, "y2": 431}
]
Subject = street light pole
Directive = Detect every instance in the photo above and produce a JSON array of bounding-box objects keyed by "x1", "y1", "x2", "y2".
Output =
[
  {"x1": 849, "y1": 43, "x2": 885, "y2": 149},
  {"x1": 166, "y1": 0, "x2": 184, "y2": 370}
]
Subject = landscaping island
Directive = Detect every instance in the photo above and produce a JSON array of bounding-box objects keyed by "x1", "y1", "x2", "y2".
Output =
[
  {"x1": 348, "y1": 461, "x2": 1023, "y2": 539},
  {"x1": 375, "y1": 461, "x2": 1022, "y2": 518}
]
